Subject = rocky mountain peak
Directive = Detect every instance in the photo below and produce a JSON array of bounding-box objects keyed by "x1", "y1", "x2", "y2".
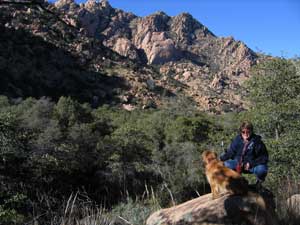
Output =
[
  {"x1": 68, "y1": 0, "x2": 257, "y2": 112},
  {"x1": 83, "y1": 0, "x2": 112, "y2": 11},
  {"x1": 171, "y1": 12, "x2": 215, "y2": 44},
  {"x1": 151, "y1": 11, "x2": 168, "y2": 17},
  {"x1": 100, "y1": 0, "x2": 111, "y2": 8},
  {"x1": 84, "y1": 0, "x2": 97, "y2": 9},
  {"x1": 174, "y1": 12, "x2": 200, "y2": 26},
  {"x1": 2, "y1": 0, "x2": 260, "y2": 113},
  {"x1": 139, "y1": 11, "x2": 170, "y2": 32},
  {"x1": 71, "y1": 0, "x2": 114, "y2": 37},
  {"x1": 54, "y1": 0, "x2": 77, "y2": 11}
]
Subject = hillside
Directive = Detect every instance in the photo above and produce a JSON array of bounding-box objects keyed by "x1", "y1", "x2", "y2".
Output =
[
  {"x1": 0, "y1": 0, "x2": 175, "y2": 109},
  {"x1": 1, "y1": 0, "x2": 258, "y2": 112},
  {"x1": 1, "y1": 2, "x2": 300, "y2": 225}
]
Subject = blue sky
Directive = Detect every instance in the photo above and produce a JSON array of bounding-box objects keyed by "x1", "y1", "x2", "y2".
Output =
[{"x1": 59, "y1": 0, "x2": 300, "y2": 58}]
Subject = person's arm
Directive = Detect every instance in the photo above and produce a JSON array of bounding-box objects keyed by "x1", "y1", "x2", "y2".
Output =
[
  {"x1": 249, "y1": 141, "x2": 268, "y2": 167},
  {"x1": 220, "y1": 138, "x2": 237, "y2": 161}
]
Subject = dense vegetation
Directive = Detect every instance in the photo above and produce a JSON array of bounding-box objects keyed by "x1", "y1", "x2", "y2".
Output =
[
  {"x1": 0, "y1": 95, "x2": 225, "y2": 224},
  {"x1": 1, "y1": 57, "x2": 300, "y2": 224}
]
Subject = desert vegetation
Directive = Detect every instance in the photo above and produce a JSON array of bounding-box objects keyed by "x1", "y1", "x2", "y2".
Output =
[{"x1": 1, "y1": 57, "x2": 300, "y2": 224}]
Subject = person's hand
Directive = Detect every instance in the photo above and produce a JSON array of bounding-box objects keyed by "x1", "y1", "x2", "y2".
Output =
[{"x1": 244, "y1": 162, "x2": 250, "y2": 171}]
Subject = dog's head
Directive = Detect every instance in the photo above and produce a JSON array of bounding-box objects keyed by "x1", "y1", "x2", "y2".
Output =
[{"x1": 202, "y1": 150, "x2": 218, "y2": 166}]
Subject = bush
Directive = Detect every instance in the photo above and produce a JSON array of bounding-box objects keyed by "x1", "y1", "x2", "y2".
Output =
[
  {"x1": 4, "y1": 92, "x2": 300, "y2": 224},
  {"x1": 0, "y1": 193, "x2": 27, "y2": 225},
  {"x1": 110, "y1": 197, "x2": 160, "y2": 225}
]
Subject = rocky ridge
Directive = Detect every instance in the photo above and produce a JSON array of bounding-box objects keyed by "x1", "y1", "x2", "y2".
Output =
[
  {"x1": 1, "y1": 0, "x2": 176, "y2": 109},
  {"x1": 1, "y1": 0, "x2": 258, "y2": 112},
  {"x1": 54, "y1": 0, "x2": 258, "y2": 112}
]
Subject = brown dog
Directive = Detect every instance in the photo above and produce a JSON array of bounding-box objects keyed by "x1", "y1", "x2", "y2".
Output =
[{"x1": 202, "y1": 150, "x2": 248, "y2": 199}]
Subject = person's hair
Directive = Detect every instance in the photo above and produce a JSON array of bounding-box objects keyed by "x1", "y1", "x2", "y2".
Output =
[{"x1": 239, "y1": 121, "x2": 254, "y2": 133}]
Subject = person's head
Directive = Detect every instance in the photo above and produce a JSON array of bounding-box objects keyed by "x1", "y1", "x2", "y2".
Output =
[{"x1": 239, "y1": 121, "x2": 253, "y2": 141}]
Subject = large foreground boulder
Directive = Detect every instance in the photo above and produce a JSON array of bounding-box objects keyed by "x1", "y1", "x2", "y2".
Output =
[
  {"x1": 286, "y1": 194, "x2": 300, "y2": 223},
  {"x1": 146, "y1": 191, "x2": 278, "y2": 225}
]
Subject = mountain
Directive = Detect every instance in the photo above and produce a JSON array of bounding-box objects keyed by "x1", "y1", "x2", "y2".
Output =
[{"x1": 0, "y1": 0, "x2": 259, "y2": 112}]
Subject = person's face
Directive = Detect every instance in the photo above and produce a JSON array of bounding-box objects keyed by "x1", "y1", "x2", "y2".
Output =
[{"x1": 241, "y1": 128, "x2": 251, "y2": 141}]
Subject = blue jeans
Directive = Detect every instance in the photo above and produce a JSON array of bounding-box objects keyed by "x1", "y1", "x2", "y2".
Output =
[{"x1": 224, "y1": 159, "x2": 268, "y2": 181}]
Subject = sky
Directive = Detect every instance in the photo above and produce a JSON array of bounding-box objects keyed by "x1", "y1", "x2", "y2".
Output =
[{"x1": 66, "y1": 0, "x2": 300, "y2": 58}]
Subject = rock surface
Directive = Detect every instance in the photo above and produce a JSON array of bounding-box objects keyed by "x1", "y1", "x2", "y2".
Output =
[
  {"x1": 0, "y1": 1, "x2": 165, "y2": 108},
  {"x1": 146, "y1": 192, "x2": 279, "y2": 225},
  {"x1": 1, "y1": 0, "x2": 265, "y2": 113},
  {"x1": 50, "y1": 0, "x2": 260, "y2": 112},
  {"x1": 287, "y1": 194, "x2": 300, "y2": 222}
]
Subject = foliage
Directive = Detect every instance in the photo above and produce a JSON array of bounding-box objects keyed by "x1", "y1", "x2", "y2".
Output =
[
  {"x1": 245, "y1": 57, "x2": 300, "y2": 139},
  {"x1": 110, "y1": 196, "x2": 160, "y2": 225},
  {"x1": 164, "y1": 116, "x2": 210, "y2": 144},
  {"x1": 0, "y1": 193, "x2": 27, "y2": 225},
  {"x1": 242, "y1": 57, "x2": 300, "y2": 188},
  {"x1": 152, "y1": 141, "x2": 204, "y2": 205},
  {"x1": 2, "y1": 59, "x2": 300, "y2": 225},
  {"x1": 0, "y1": 95, "x2": 227, "y2": 224},
  {"x1": 248, "y1": 58, "x2": 299, "y2": 104}
]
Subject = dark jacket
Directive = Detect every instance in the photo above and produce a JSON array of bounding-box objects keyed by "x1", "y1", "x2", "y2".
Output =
[{"x1": 220, "y1": 134, "x2": 268, "y2": 168}]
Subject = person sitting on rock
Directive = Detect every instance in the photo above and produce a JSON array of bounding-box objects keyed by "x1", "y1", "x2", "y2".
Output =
[{"x1": 220, "y1": 121, "x2": 269, "y2": 189}]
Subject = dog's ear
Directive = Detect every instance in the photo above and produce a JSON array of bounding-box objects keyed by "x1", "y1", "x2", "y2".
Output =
[
  {"x1": 201, "y1": 150, "x2": 210, "y2": 164},
  {"x1": 202, "y1": 150, "x2": 218, "y2": 165},
  {"x1": 202, "y1": 150, "x2": 216, "y2": 164},
  {"x1": 212, "y1": 151, "x2": 218, "y2": 159}
]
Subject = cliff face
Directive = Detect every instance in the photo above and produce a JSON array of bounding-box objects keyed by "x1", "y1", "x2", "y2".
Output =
[
  {"x1": 0, "y1": 1, "x2": 171, "y2": 109},
  {"x1": 1, "y1": 0, "x2": 258, "y2": 112}
]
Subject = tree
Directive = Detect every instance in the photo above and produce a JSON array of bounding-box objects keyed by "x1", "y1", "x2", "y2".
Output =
[
  {"x1": 164, "y1": 115, "x2": 210, "y2": 144},
  {"x1": 245, "y1": 57, "x2": 300, "y2": 139},
  {"x1": 243, "y1": 57, "x2": 300, "y2": 186},
  {"x1": 152, "y1": 142, "x2": 203, "y2": 205},
  {"x1": 53, "y1": 96, "x2": 92, "y2": 129}
]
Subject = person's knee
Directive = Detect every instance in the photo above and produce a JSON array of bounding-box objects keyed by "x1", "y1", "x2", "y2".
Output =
[
  {"x1": 254, "y1": 165, "x2": 268, "y2": 180},
  {"x1": 224, "y1": 160, "x2": 237, "y2": 170}
]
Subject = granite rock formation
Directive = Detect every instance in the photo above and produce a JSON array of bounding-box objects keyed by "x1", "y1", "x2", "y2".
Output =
[
  {"x1": 147, "y1": 192, "x2": 278, "y2": 225},
  {"x1": 1, "y1": 0, "x2": 260, "y2": 112}
]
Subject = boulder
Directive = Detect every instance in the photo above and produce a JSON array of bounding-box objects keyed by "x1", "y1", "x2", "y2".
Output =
[
  {"x1": 112, "y1": 37, "x2": 140, "y2": 61},
  {"x1": 54, "y1": 0, "x2": 77, "y2": 10},
  {"x1": 287, "y1": 194, "x2": 300, "y2": 222},
  {"x1": 148, "y1": 36, "x2": 180, "y2": 64},
  {"x1": 146, "y1": 191, "x2": 278, "y2": 225},
  {"x1": 210, "y1": 73, "x2": 227, "y2": 89},
  {"x1": 132, "y1": 13, "x2": 181, "y2": 64},
  {"x1": 140, "y1": 31, "x2": 181, "y2": 64}
]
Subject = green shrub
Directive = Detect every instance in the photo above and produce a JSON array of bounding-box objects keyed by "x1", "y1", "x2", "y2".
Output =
[
  {"x1": 0, "y1": 193, "x2": 27, "y2": 225},
  {"x1": 110, "y1": 197, "x2": 160, "y2": 225}
]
